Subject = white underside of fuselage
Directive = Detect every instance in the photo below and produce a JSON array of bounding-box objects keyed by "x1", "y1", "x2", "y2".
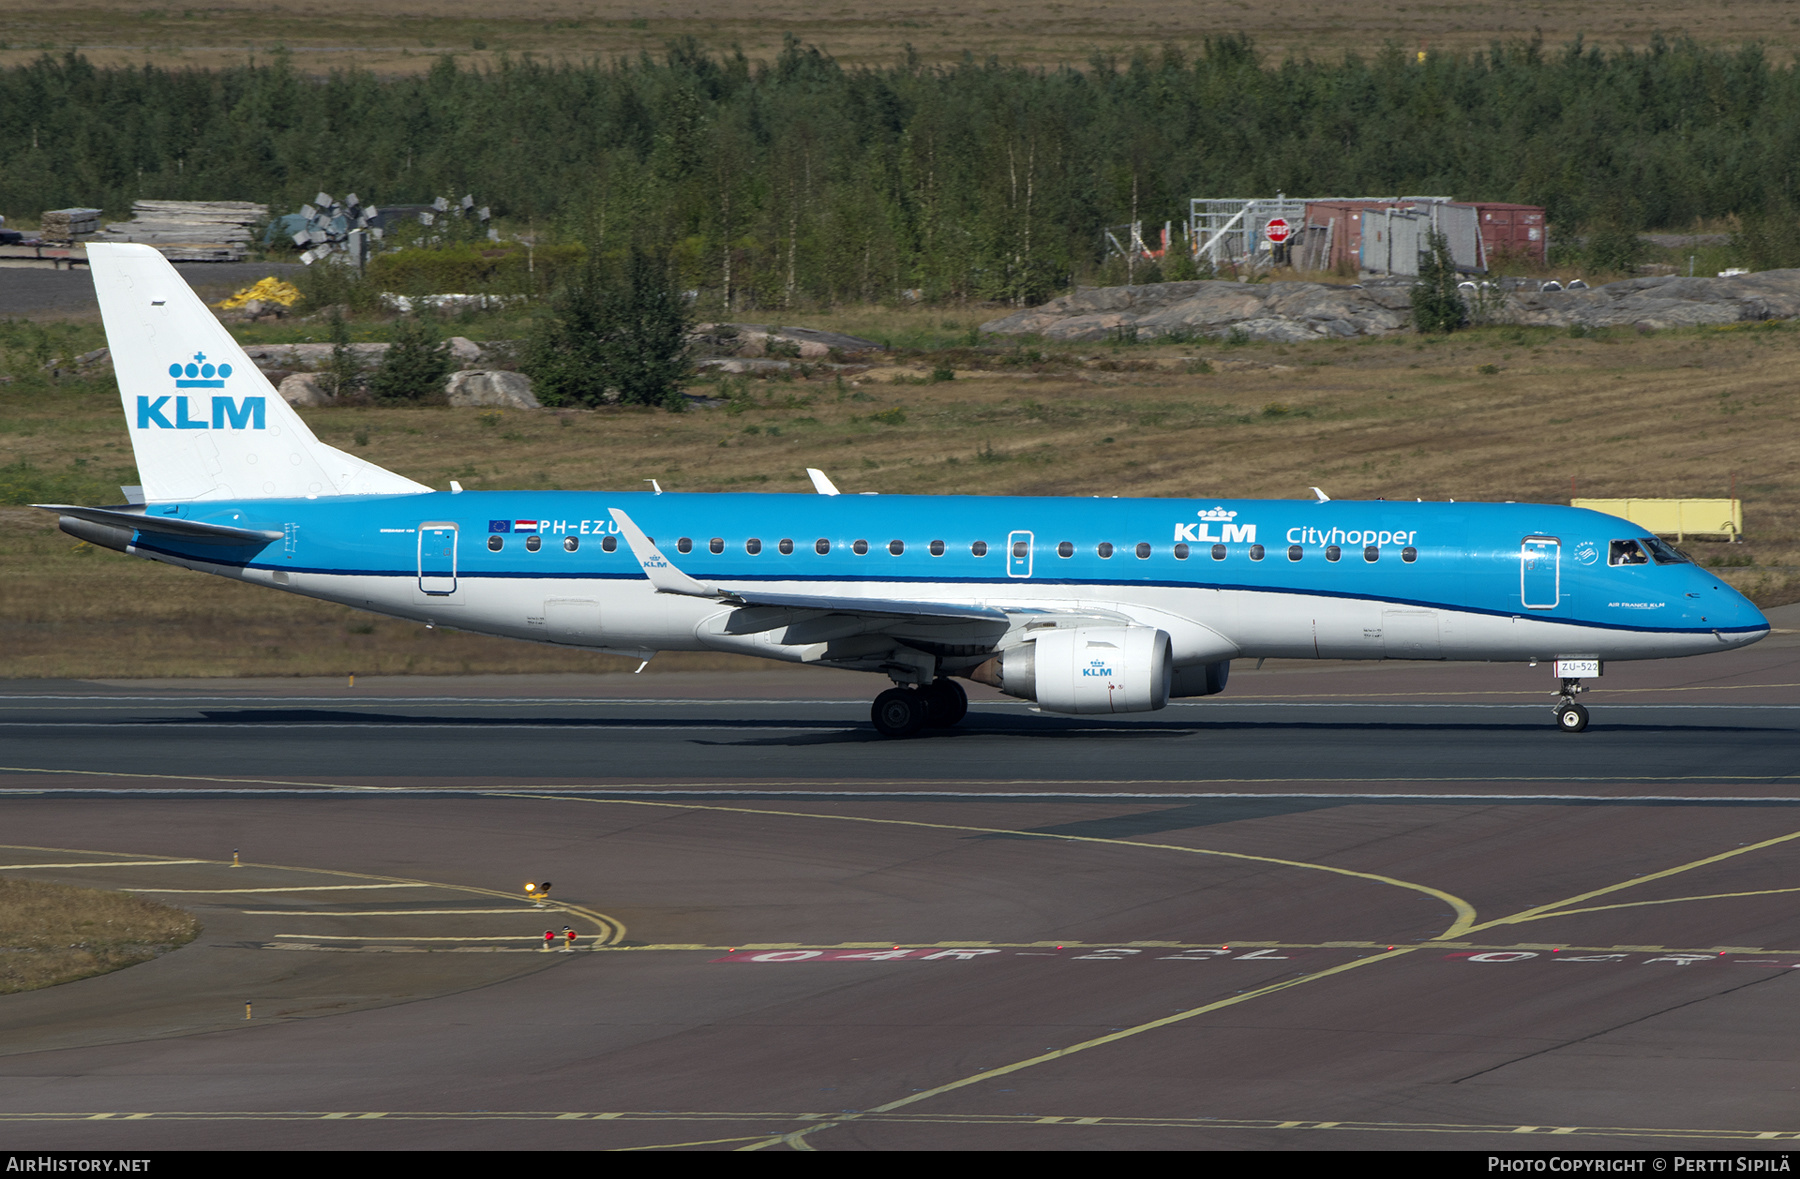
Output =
[{"x1": 139, "y1": 546, "x2": 1756, "y2": 671}]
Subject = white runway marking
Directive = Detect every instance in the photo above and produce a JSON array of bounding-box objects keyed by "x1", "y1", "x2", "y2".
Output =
[{"x1": 0, "y1": 859, "x2": 205, "y2": 869}]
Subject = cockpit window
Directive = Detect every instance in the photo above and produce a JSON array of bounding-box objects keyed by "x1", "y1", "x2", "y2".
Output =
[
  {"x1": 1640, "y1": 536, "x2": 1693, "y2": 565},
  {"x1": 1609, "y1": 539, "x2": 1648, "y2": 566}
]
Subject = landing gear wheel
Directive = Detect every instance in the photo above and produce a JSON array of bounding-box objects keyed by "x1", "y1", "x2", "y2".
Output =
[
  {"x1": 920, "y1": 679, "x2": 968, "y2": 728},
  {"x1": 871, "y1": 687, "x2": 927, "y2": 738},
  {"x1": 1556, "y1": 702, "x2": 1590, "y2": 733}
]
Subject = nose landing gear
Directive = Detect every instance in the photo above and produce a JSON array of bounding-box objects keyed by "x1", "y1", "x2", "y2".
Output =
[{"x1": 1553, "y1": 677, "x2": 1589, "y2": 733}]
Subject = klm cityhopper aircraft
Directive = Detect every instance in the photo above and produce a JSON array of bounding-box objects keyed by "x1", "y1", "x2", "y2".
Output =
[{"x1": 42, "y1": 244, "x2": 1769, "y2": 736}]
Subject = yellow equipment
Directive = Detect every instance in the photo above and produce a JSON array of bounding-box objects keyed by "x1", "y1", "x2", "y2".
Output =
[{"x1": 1571, "y1": 498, "x2": 1743, "y2": 542}]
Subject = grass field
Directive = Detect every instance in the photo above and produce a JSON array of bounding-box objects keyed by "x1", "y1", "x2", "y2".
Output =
[
  {"x1": 2, "y1": 305, "x2": 1796, "y2": 679},
  {"x1": 0, "y1": 877, "x2": 198, "y2": 994},
  {"x1": 2, "y1": 0, "x2": 1797, "y2": 76}
]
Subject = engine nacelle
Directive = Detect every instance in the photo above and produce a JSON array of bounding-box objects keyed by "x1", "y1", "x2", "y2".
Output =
[{"x1": 976, "y1": 626, "x2": 1172, "y2": 714}]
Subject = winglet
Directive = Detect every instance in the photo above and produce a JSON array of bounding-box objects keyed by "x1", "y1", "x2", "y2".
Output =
[
  {"x1": 608, "y1": 508, "x2": 726, "y2": 598},
  {"x1": 806, "y1": 468, "x2": 841, "y2": 496}
]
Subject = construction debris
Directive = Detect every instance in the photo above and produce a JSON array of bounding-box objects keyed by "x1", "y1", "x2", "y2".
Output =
[{"x1": 92, "y1": 200, "x2": 268, "y2": 262}]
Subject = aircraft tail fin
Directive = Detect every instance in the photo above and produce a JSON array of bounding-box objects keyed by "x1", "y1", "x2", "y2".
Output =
[{"x1": 88, "y1": 243, "x2": 431, "y2": 502}]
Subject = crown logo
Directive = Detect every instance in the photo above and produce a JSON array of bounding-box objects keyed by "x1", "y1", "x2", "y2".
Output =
[
  {"x1": 169, "y1": 351, "x2": 232, "y2": 389},
  {"x1": 1197, "y1": 506, "x2": 1238, "y2": 521}
]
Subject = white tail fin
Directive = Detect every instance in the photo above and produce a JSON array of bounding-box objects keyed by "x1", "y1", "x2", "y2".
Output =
[{"x1": 88, "y1": 243, "x2": 430, "y2": 502}]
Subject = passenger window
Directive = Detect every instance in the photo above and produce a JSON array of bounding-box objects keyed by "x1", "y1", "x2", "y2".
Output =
[
  {"x1": 1287, "y1": 545, "x2": 1303, "y2": 561},
  {"x1": 853, "y1": 539, "x2": 869, "y2": 555},
  {"x1": 1173, "y1": 543, "x2": 1189, "y2": 560},
  {"x1": 1401, "y1": 546, "x2": 1416, "y2": 563},
  {"x1": 1097, "y1": 542, "x2": 1114, "y2": 558},
  {"x1": 1135, "y1": 542, "x2": 1151, "y2": 559},
  {"x1": 1364, "y1": 545, "x2": 1379, "y2": 563},
  {"x1": 1249, "y1": 544, "x2": 1265, "y2": 561},
  {"x1": 778, "y1": 538, "x2": 793, "y2": 555},
  {"x1": 525, "y1": 535, "x2": 542, "y2": 552},
  {"x1": 677, "y1": 537, "x2": 693, "y2": 554},
  {"x1": 487, "y1": 535, "x2": 503, "y2": 551},
  {"x1": 1325, "y1": 545, "x2": 1341, "y2": 562},
  {"x1": 709, "y1": 538, "x2": 724, "y2": 554},
  {"x1": 971, "y1": 541, "x2": 989, "y2": 557},
  {"x1": 564, "y1": 536, "x2": 580, "y2": 552},
  {"x1": 1057, "y1": 541, "x2": 1073, "y2": 558},
  {"x1": 746, "y1": 538, "x2": 762, "y2": 555},
  {"x1": 889, "y1": 539, "x2": 904, "y2": 555},
  {"x1": 815, "y1": 538, "x2": 830, "y2": 554},
  {"x1": 1012, "y1": 540, "x2": 1029, "y2": 559},
  {"x1": 1610, "y1": 539, "x2": 1648, "y2": 566},
  {"x1": 601, "y1": 535, "x2": 616, "y2": 553},
  {"x1": 1211, "y1": 544, "x2": 1225, "y2": 560},
  {"x1": 929, "y1": 540, "x2": 945, "y2": 556}
]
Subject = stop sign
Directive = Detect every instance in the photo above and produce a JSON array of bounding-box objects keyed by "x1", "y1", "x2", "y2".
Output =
[{"x1": 1264, "y1": 218, "x2": 1292, "y2": 244}]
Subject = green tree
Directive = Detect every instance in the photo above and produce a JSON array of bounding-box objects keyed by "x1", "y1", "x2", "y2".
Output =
[
  {"x1": 524, "y1": 247, "x2": 692, "y2": 409},
  {"x1": 523, "y1": 255, "x2": 615, "y2": 408},
  {"x1": 367, "y1": 312, "x2": 452, "y2": 403},
  {"x1": 1411, "y1": 231, "x2": 1466, "y2": 334},
  {"x1": 324, "y1": 306, "x2": 365, "y2": 398},
  {"x1": 606, "y1": 248, "x2": 693, "y2": 410},
  {"x1": 1731, "y1": 202, "x2": 1800, "y2": 271}
]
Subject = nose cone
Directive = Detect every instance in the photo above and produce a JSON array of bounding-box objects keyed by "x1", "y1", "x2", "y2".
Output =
[{"x1": 1705, "y1": 576, "x2": 1769, "y2": 648}]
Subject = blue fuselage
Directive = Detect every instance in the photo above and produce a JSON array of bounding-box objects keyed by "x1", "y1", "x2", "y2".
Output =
[{"x1": 124, "y1": 492, "x2": 1767, "y2": 667}]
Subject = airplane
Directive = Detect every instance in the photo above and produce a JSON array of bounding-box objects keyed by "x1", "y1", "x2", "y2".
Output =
[{"x1": 37, "y1": 243, "x2": 1771, "y2": 737}]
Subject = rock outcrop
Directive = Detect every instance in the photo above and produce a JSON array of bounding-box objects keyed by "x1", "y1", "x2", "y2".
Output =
[
  {"x1": 445, "y1": 370, "x2": 539, "y2": 409},
  {"x1": 277, "y1": 373, "x2": 333, "y2": 407},
  {"x1": 242, "y1": 336, "x2": 488, "y2": 372},
  {"x1": 693, "y1": 323, "x2": 884, "y2": 358},
  {"x1": 981, "y1": 270, "x2": 1800, "y2": 342}
]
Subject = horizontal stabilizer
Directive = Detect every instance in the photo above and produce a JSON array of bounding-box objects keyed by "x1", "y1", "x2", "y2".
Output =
[{"x1": 36, "y1": 503, "x2": 282, "y2": 546}]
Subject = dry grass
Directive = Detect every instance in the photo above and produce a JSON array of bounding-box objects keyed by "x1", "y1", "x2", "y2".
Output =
[
  {"x1": 0, "y1": 878, "x2": 198, "y2": 994},
  {"x1": 4, "y1": 311, "x2": 1799, "y2": 679},
  {"x1": 1, "y1": 0, "x2": 1796, "y2": 76}
]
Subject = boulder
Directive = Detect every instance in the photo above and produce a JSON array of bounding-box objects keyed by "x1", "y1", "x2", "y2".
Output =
[
  {"x1": 277, "y1": 373, "x2": 333, "y2": 407},
  {"x1": 446, "y1": 336, "x2": 483, "y2": 365},
  {"x1": 446, "y1": 370, "x2": 539, "y2": 409}
]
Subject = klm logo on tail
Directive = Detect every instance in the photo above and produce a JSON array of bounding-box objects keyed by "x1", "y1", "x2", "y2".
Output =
[{"x1": 138, "y1": 353, "x2": 264, "y2": 430}]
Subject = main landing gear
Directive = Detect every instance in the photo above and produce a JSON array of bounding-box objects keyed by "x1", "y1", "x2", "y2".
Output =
[
  {"x1": 1553, "y1": 678, "x2": 1590, "y2": 733},
  {"x1": 870, "y1": 678, "x2": 968, "y2": 738}
]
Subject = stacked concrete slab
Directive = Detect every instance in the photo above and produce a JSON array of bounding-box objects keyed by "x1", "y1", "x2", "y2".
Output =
[{"x1": 91, "y1": 200, "x2": 268, "y2": 262}]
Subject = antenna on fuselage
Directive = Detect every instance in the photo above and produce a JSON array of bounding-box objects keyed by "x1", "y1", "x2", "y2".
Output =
[
  {"x1": 645, "y1": 479, "x2": 662, "y2": 495},
  {"x1": 1310, "y1": 487, "x2": 1331, "y2": 502},
  {"x1": 806, "y1": 468, "x2": 841, "y2": 496}
]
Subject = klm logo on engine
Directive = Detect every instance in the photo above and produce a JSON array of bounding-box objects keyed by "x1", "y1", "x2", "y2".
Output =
[
  {"x1": 137, "y1": 352, "x2": 265, "y2": 430},
  {"x1": 1081, "y1": 659, "x2": 1117, "y2": 678},
  {"x1": 1174, "y1": 506, "x2": 1255, "y2": 544}
]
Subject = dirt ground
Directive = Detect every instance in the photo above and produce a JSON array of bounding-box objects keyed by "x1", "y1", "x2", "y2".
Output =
[{"x1": 2, "y1": 0, "x2": 1795, "y2": 76}]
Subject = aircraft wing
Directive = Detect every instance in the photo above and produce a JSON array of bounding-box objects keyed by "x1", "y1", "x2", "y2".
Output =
[
  {"x1": 723, "y1": 589, "x2": 1007, "y2": 624},
  {"x1": 36, "y1": 504, "x2": 282, "y2": 546},
  {"x1": 607, "y1": 507, "x2": 1006, "y2": 624}
]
